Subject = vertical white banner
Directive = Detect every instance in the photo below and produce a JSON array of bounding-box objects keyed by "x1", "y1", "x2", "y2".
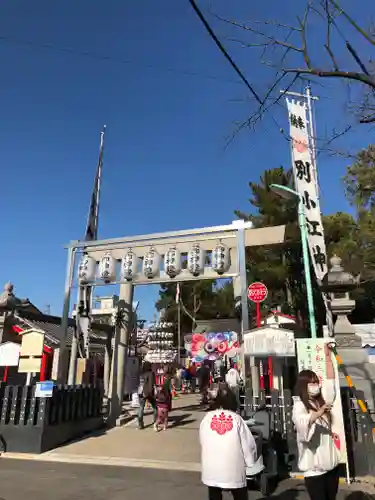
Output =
[
  {"x1": 286, "y1": 98, "x2": 334, "y2": 335},
  {"x1": 286, "y1": 99, "x2": 327, "y2": 280}
]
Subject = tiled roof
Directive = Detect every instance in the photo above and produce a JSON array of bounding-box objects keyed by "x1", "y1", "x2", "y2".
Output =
[{"x1": 14, "y1": 311, "x2": 111, "y2": 348}]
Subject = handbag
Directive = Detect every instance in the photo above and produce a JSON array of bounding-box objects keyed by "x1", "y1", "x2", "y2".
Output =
[{"x1": 131, "y1": 392, "x2": 140, "y2": 408}]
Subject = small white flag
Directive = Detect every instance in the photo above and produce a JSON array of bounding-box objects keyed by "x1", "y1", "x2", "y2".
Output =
[{"x1": 176, "y1": 283, "x2": 180, "y2": 304}]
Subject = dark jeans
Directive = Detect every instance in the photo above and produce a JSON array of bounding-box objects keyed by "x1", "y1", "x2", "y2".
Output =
[
  {"x1": 137, "y1": 396, "x2": 157, "y2": 428},
  {"x1": 208, "y1": 487, "x2": 248, "y2": 500},
  {"x1": 304, "y1": 466, "x2": 340, "y2": 500}
]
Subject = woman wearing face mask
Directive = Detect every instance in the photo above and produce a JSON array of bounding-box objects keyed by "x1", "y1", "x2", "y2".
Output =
[{"x1": 292, "y1": 349, "x2": 340, "y2": 500}]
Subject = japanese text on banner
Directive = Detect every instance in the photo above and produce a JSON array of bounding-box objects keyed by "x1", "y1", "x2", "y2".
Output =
[{"x1": 286, "y1": 99, "x2": 328, "y2": 281}]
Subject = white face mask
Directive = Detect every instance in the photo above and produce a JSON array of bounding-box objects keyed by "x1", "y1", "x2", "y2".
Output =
[{"x1": 307, "y1": 383, "x2": 321, "y2": 397}]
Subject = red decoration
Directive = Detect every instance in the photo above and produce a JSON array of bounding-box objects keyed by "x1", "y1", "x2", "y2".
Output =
[
  {"x1": 293, "y1": 137, "x2": 308, "y2": 154},
  {"x1": 333, "y1": 433, "x2": 341, "y2": 450},
  {"x1": 217, "y1": 341, "x2": 228, "y2": 354},
  {"x1": 210, "y1": 412, "x2": 234, "y2": 435},
  {"x1": 192, "y1": 334, "x2": 205, "y2": 343}
]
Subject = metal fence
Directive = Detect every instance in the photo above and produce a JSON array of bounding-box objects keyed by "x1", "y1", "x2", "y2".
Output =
[{"x1": 0, "y1": 384, "x2": 104, "y2": 453}]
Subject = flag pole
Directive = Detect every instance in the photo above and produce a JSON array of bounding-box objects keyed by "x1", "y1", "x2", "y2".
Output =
[
  {"x1": 94, "y1": 125, "x2": 106, "y2": 237},
  {"x1": 67, "y1": 126, "x2": 106, "y2": 385}
]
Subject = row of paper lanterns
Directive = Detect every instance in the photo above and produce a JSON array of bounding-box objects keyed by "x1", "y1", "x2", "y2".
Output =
[
  {"x1": 145, "y1": 350, "x2": 177, "y2": 363},
  {"x1": 148, "y1": 332, "x2": 174, "y2": 339},
  {"x1": 148, "y1": 340, "x2": 174, "y2": 348},
  {"x1": 78, "y1": 243, "x2": 230, "y2": 284},
  {"x1": 148, "y1": 322, "x2": 174, "y2": 330}
]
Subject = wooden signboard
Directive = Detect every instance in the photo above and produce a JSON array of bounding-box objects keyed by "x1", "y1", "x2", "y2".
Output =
[
  {"x1": 20, "y1": 329, "x2": 44, "y2": 357},
  {"x1": 19, "y1": 328, "x2": 45, "y2": 373},
  {"x1": 18, "y1": 357, "x2": 42, "y2": 373}
]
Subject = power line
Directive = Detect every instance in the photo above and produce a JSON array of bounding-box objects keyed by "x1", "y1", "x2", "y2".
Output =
[
  {"x1": 188, "y1": 0, "x2": 263, "y2": 106},
  {"x1": 0, "y1": 34, "x2": 241, "y2": 86}
]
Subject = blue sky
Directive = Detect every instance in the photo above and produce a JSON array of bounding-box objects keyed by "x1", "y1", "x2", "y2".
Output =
[{"x1": 0, "y1": 0, "x2": 372, "y2": 321}]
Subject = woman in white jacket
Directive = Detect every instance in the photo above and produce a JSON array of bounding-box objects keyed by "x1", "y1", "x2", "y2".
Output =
[
  {"x1": 199, "y1": 384, "x2": 257, "y2": 500},
  {"x1": 292, "y1": 355, "x2": 340, "y2": 500}
]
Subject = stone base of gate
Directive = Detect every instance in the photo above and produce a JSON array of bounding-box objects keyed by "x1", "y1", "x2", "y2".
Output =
[
  {"x1": 0, "y1": 416, "x2": 104, "y2": 454},
  {"x1": 0, "y1": 384, "x2": 104, "y2": 454}
]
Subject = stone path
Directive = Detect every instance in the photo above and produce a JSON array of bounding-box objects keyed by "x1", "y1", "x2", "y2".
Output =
[{"x1": 42, "y1": 393, "x2": 203, "y2": 467}]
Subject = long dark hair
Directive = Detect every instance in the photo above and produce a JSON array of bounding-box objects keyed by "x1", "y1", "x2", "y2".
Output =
[
  {"x1": 295, "y1": 370, "x2": 332, "y2": 425},
  {"x1": 213, "y1": 383, "x2": 238, "y2": 413}
]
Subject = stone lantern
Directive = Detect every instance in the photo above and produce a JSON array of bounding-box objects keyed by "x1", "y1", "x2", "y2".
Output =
[
  {"x1": 321, "y1": 256, "x2": 373, "y2": 406},
  {"x1": 320, "y1": 255, "x2": 360, "y2": 339}
]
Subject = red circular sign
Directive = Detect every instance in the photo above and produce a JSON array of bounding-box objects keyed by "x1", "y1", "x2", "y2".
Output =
[{"x1": 247, "y1": 282, "x2": 268, "y2": 303}]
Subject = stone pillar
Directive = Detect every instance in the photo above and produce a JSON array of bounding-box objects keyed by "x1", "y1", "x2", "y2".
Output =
[
  {"x1": 116, "y1": 283, "x2": 134, "y2": 414},
  {"x1": 107, "y1": 283, "x2": 134, "y2": 426},
  {"x1": 103, "y1": 331, "x2": 112, "y2": 397},
  {"x1": 68, "y1": 334, "x2": 78, "y2": 385}
]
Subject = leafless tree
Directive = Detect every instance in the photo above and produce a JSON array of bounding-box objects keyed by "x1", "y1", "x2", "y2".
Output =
[{"x1": 215, "y1": 0, "x2": 375, "y2": 140}]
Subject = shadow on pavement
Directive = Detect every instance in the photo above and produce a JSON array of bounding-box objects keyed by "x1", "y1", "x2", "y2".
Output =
[
  {"x1": 268, "y1": 487, "x2": 302, "y2": 500},
  {"x1": 143, "y1": 413, "x2": 196, "y2": 429},
  {"x1": 265, "y1": 483, "x2": 375, "y2": 500},
  {"x1": 345, "y1": 492, "x2": 375, "y2": 500},
  {"x1": 51, "y1": 426, "x2": 109, "y2": 451},
  {"x1": 168, "y1": 413, "x2": 196, "y2": 428},
  {"x1": 173, "y1": 402, "x2": 204, "y2": 412}
]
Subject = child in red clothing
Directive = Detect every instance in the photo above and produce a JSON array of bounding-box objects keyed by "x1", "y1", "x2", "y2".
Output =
[{"x1": 154, "y1": 383, "x2": 170, "y2": 431}]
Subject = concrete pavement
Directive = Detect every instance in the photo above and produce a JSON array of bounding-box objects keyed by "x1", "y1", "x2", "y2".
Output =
[
  {"x1": 2, "y1": 393, "x2": 374, "y2": 495},
  {"x1": 39, "y1": 393, "x2": 203, "y2": 467},
  {"x1": 0, "y1": 459, "x2": 372, "y2": 500}
]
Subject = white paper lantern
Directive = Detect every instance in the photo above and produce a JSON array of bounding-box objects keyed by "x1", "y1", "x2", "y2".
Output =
[
  {"x1": 143, "y1": 247, "x2": 160, "y2": 279},
  {"x1": 211, "y1": 242, "x2": 230, "y2": 275},
  {"x1": 78, "y1": 255, "x2": 96, "y2": 284},
  {"x1": 187, "y1": 243, "x2": 205, "y2": 277},
  {"x1": 164, "y1": 247, "x2": 181, "y2": 278},
  {"x1": 121, "y1": 249, "x2": 138, "y2": 281},
  {"x1": 98, "y1": 252, "x2": 116, "y2": 283}
]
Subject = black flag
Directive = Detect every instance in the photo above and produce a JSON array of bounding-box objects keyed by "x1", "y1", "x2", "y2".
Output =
[
  {"x1": 84, "y1": 126, "x2": 106, "y2": 242},
  {"x1": 78, "y1": 126, "x2": 106, "y2": 360}
]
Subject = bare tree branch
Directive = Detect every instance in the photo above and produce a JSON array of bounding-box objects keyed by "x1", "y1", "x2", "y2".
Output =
[
  {"x1": 345, "y1": 42, "x2": 370, "y2": 75},
  {"x1": 328, "y1": 0, "x2": 375, "y2": 47},
  {"x1": 215, "y1": 0, "x2": 375, "y2": 135},
  {"x1": 297, "y1": 3, "x2": 313, "y2": 69},
  {"x1": 323, "y1": 0, "x2": 339, "y2": 70},
  {"x1": 283, "y1": 68, "x2": 375, "y2": 88},
  {"x1": 215, "y1": 15, "x2": 304, "y2": 53}
]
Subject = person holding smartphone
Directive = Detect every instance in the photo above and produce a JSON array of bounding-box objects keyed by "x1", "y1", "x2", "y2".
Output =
[{"x1": 292, "y1": 344, "x2": 340, "y2": 500}]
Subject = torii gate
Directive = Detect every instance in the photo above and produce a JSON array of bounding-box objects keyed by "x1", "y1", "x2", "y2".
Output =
[{"x1": 59, "y1": 220, "x2": 285, "y2": 424}]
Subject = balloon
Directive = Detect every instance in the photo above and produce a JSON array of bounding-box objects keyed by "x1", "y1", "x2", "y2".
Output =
[
  {"x1": 217, "y1": 341, "x2": 228, "y2": 354},
  {"x1": 204, "y1": 341, "x2": 215, "y2": 354},
  {"x1": 193, "y1": 334, "x2": 205, "y2": 343}
]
